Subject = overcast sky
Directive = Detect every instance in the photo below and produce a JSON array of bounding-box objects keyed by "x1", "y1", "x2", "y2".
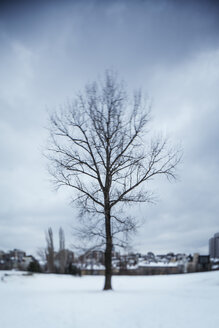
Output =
[{"x1": 0, "y1": 0, "x2": 219, "y2": 256}]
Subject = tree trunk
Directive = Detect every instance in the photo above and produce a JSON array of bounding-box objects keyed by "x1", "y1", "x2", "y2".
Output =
[{"x1": 103, "y1": 206, "x2": 112, "y2": 290}]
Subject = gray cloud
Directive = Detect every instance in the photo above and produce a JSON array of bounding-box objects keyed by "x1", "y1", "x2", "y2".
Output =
[{"x1": 0, "y1": 0, "x2": 219, "y2": 255}]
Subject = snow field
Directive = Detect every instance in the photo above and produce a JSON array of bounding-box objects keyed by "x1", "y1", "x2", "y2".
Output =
[{"x1": 0, "y1": 271, "x2": 218, "y2": 328}]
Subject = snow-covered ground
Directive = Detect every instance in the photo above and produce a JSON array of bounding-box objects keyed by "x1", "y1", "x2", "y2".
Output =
[{"x1": 0, "y1": 270, "x2": 218, "y2": 328}]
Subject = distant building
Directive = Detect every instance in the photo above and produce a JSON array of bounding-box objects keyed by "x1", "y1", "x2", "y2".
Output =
[
  {"x1": 20, "y1": 255, "x2": 35, "y2": 270},
  {"x1": 187, "y1": 253, "x2": 211, "y2": 272},
  {"x1": 209, "y1": 233, "x2": 219, "y2": 258}
]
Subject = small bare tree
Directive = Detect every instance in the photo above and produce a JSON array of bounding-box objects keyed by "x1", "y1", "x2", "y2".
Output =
[
  {"x1": 59, "y1": 227, "x2": 67, "y2": 274},
  {"x1": 47, "y1": 71, "x2": 181, "y2": 290},
  {"x1": 45, "y1": 227, "x2": 55, "y2": 273}
]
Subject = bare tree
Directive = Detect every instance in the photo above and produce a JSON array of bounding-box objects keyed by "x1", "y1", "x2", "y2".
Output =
[
  {"x1": 59, "y1": 227, "x2": 67, "y2": 274},
  {"x1": 59, "y1": 227, "x2": 65, "y2": 251},
  {"x1": 45, "y1": 227, "x2": 55, "y2": 273},
  {"x1": 47, "y1": 71, "x2": 181, "y2": 290},
  {"x1": 37, "y1": 247, "x2": 47, "y2": 263}
]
